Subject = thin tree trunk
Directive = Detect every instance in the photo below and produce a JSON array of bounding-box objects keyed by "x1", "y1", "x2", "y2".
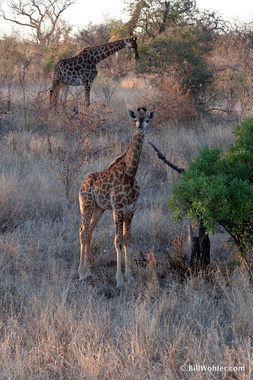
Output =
[{"x1": 199, "y1": 222, "x2": 211, "y2": 269}]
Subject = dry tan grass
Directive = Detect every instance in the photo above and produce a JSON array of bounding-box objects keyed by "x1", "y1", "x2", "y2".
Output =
[
  {"x1": 0, "y1": 265, "x2": 252, "y2": 379},
  {"x1": 0, "y1": 79, "x2": 252, "y2": 379}
]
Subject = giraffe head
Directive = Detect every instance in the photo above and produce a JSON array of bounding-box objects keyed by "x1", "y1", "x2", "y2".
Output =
[
  {"x1": 125, "y1": 36, "x2": 139, "y2": 59},
  {"x1": 128, "y1": 107, "x2": 156, "y2": 134}
]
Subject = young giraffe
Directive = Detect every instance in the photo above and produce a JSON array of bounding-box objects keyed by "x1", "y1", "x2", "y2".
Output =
[
  {"x1": 78, "y1": 107, "x2": 156, "y2": 288},
  {"x1": 50, "y1": 37, "x2": 138, "y2": 108}
]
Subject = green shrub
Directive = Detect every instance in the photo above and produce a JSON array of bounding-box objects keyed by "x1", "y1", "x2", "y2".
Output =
[
  {"x1": 42, "y1": 47, "x2": 76, "y2": 74},
  {"x1": 169, "y1": 119, "x2": 253, "y2": 264},
  {"x1": 137, "y1": 26, "x2": 213, "y2": 94}
]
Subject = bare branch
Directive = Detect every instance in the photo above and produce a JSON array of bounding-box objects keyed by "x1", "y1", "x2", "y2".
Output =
[
  {"x1": 148, "y1": 140, "x2": 185, "y2": 174},
  {"x1": 0, "y1": 0, "x2": 74, "y2": 44}
]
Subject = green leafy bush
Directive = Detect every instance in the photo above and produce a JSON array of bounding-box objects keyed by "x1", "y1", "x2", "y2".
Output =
[
  {"x1": 169, "y1": 119, "x2": 253, "y2": 263},
  {"x1": 137, "y1": 26, "x2": 213, "y2": 94},
  {"x1": 42, "y1": 47, "x2": 76, "y2": 74}
]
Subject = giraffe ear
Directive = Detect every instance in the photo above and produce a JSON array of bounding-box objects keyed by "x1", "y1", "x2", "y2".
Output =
[
  {"x1": 149, "y1": 111, "x2": 156, "y2": 120},
  {"x1": 128, "y1": 110, "x2": 136, "y2": 119}
]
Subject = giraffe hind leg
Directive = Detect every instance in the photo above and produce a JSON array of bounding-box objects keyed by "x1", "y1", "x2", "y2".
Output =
[
  {"x1": 78, "y1": 204, "x2": 104, "y2": 280},
  {"x1": 50, "y1": 81, "x2": 61, "y2": 108},
  {"x1": 84, "y1": 88, "x2": 91, "y2": 108},
  {"x1": 61, "y1": 85, "x2": 69, "y2": 104},
  {"x1": 78, "y1": 205, "x2": 94, "y2": 280}
]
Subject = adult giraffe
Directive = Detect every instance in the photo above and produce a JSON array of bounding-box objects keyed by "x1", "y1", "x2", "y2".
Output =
[
  {"x1": 78, "y1": 107, "x2": 156, "y2": 288},
  {"x1": 50, "y1": 37, "x2": 138, "y2": 108}
]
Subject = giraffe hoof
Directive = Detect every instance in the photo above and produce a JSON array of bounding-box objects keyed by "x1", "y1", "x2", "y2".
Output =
[
  {"x1": 127, "y1": 277, "x2": 134, "y2": 285},
  {"x1": 115, "y1": 285, "x2": 122, "y2": 295},
  {"x1": 78, "y1": 274, "x2": 92, "y2": 282}
]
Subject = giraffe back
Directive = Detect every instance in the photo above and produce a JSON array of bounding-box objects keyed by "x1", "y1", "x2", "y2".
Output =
[{"x1": 52, "y1": 51, "x2": 97, "y2": 86}]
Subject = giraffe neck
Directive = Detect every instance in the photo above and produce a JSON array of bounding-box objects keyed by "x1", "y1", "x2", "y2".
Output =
[
  {"x1": 84, "y1": 39, "x2": 127, "y2": 64},
  {"x1": 124, "y1": 131, "x2": 144, "y2": 178}
]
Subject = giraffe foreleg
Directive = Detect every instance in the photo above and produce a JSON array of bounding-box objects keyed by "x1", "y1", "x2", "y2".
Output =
[
  {"x1": 113, "y1": 210, "x2": 124, "y2": 288},
  {"x1": 123, "y1": 212, "x2": 134, "y2": 284}
]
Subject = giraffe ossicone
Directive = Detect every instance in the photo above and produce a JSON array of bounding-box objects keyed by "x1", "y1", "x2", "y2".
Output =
[
  {"x1": 50, "y1": 37, "x2": 138, "y2": 109},
  {"x1": 78, "y1": 107, "x2": 156, "y2": 288}
]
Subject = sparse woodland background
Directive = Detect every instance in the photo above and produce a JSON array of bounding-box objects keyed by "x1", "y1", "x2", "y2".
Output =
[{"x1": 0, "y1": 0, "x2": 253, "y2": 378}]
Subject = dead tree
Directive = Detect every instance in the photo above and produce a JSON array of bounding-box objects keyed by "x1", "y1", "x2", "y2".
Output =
[
  {"x1": 148, "y1": 140, "x2": 210, "y2": 272},
  {"x1": 0, "y1": 0, "x2": 74, "y2": 45}
]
